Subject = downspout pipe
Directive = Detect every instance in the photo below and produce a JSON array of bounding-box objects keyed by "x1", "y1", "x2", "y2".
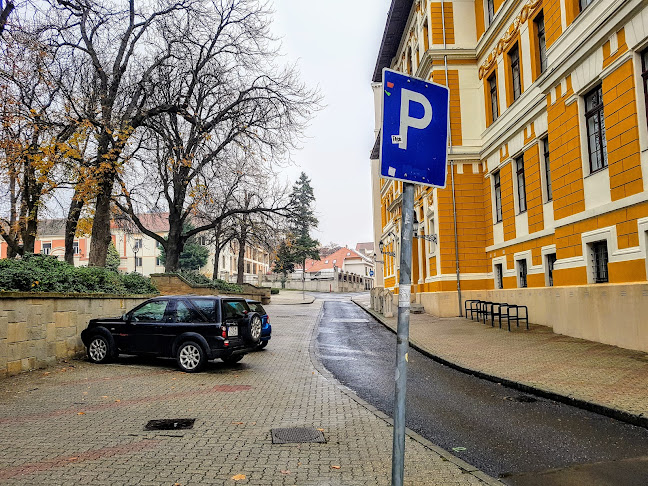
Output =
[{"x1": 441, "y1": 1, "x2": 463, "y2": 316}]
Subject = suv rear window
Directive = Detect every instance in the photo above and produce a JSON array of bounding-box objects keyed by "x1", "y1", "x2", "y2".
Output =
[
  {"x1": 248, "y1": 302, "x2": 266, "y2": 315},
  {"x1": 222, "y1": 300, "x2": 250, "y2": 319},
  {"x1": 189, "y1": 299, "x2": 218, "y2": 322}
]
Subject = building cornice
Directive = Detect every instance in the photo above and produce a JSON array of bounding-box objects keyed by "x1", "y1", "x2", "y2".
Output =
[
  {"x1": 417, "y1": 48, "x2": 478, "y2": 78},
  {"x1": 372, "y1": 0, "x2": 415, "y2": 82}
]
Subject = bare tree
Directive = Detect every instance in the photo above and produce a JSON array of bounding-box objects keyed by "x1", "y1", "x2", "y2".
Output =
[
  {"x1": 38, "y1": 0, "x2": 195, "y2": 266},
  {"x1": 0, "y1": 0, "x2": 14, "y2": 36},
  {"x1": 114, "y1": 0, "x2": 318, "y2": 272}
]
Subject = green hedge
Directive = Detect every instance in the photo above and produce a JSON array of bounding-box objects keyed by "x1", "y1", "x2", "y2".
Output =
[
  {"x1": 177, "y1": 271, "x2": 244, "y2": 293},
  {"x1": 0, "y1": 254, "x2": 158, "y2": 295}
]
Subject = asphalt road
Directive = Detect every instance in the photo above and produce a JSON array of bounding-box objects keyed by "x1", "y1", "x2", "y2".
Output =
[{"x1": 314, "y1": 294, "x2": 648, "y2": 486}]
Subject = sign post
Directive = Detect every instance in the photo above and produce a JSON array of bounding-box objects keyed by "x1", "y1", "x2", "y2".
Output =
[{"x1": 380, "y1": 69, "x2": 449, "y2": 486}]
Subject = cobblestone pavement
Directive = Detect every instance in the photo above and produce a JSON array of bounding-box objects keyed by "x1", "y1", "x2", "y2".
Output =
[
  {"x1": 353, "y1": 295, "x2": 648, "y2": 422},
  {"x1": 0, "y1": 299, "x2": 495, "y2": 485}
]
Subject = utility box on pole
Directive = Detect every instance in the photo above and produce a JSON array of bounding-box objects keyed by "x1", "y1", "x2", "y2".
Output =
[{"x1": 379, "y1": 68, "x2": 449, "y2": 486}]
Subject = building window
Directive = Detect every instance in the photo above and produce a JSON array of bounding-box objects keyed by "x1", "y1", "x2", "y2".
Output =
[
  {"x1": 542, "y1": 137, "x2": 552, "y2": 201},
  {"x1": 428, "y1": 217, "x2": 436, "y2": 254},
  {"x1": 198, "y1": 236, "x2": 207, "y2": 246},
  {"x1": 135, "y1": 238, "x2": 142, "y2": 250},
  {"x1": 546, "y1": 253, "x2": 557, "y2": 286},
  {"x1": 493, "y1": 171, "x2": 503, "y2": 223},
  {"x1": 591, "y1": 241, "x2": 609, "y2": 283},
  {"x1": 585, "y1": 85, "x2": 608, "y2": 173},
  {"x1": 487, "y1": 0, "x2": 495, "y2": 25},
  {"x1": 509, "y1": 44, "x2": 521, "y2": 102},
  {"x1": 488, "y1": 73, "x2": 498, "y2": 123},
  {"x1": 518, "y1": 259, "x2": 528, "y2": 288},
  {"x1": 156, "y1": 257, "x2": 162, "y2": 267},
  {"x1": 579, "y1": 0, "x2": 594, "y2": 12},
  {"x1": 535, "y1": 12, "x2": 547, "y2": 74},
  {"x1": 41, "y1": 243, "x2": 51, "y2": 255},
  {"x1": 495, "y1": 263, "x2": 503, "y2": 289},
  {"x1": 73, "y1": 241, "x2": 80, "y2": 255},
  {"x1": 135, "y1": 256, "x2": 143, "y2": 267},
  {"x1": 516, "y1": 156, "x2": 527, "y2": 213},
  {"x1": 642, "y1": 49, "x2": 648, "y2": 128},
  {"x1": 423, "y1": 20, "x2": 429, "y2": 51}
]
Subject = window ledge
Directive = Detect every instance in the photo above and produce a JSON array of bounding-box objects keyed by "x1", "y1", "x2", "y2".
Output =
[{"x1": 584, "y1": 166, "x2": 608, "y2": 179}]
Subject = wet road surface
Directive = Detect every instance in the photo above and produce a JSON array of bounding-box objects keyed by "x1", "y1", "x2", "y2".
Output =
[{"x1": 315, "y1": 295, "x2": 648, "y2": 485}]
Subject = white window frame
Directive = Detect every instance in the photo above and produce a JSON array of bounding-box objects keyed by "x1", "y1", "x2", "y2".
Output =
[{"x1": 41, "y1": 242, "x2": 52, "y2": 255}]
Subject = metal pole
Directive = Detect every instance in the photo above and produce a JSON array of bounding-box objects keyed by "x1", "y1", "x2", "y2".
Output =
[{"x1": 392, "y1": 181, "x2": 414, "y2": 486}]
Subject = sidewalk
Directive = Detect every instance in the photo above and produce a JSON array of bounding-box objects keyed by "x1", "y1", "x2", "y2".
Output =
[
  {"x1": 353, "y1": 294, "x2": 648, "y2": 427},
  {"x1": 269, "y1": 289, "x2": 316, "y2": 305}
]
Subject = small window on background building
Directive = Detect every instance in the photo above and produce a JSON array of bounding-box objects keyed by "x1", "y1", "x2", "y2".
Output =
[
  {"x1": 546, "y1": 253, "x2": 557, "y2": 286},
  {"x1": 73, "y1": 241, "x2": 80, "y2": 255},
  {"x1": 488, "y1": 73, "x2": 498, "y2": 123},
  {"x1": 542, "y1": 137, "x2": 552, "y2": 201},
  {"x1": 509, "y1": 44, "x2": 521, "y2": 102},
  {"x1": 42, "y1": 243, "x2": 51, "y2": 255},
  {"x1": 136, "y1": 257, "x2": 143, "y2": 267},
  {"x1": 518, "y1": 259, "x2": 528, "y2": 288},
  {"x1": 135, "y1": 238, "x2": 142, "y2": 250},
  {"x1": 535, "y1": 12, "x2": 547, "y2": 74},
  {"x1": 156, "y1": 257, "x2": 162, "y2": 267},
  {"x1": 516, "y1": 156, "x2": 527, "y2": 213},
  {"x1": 585, "y1": 85, "x2": 608, "y2": 173},
  {"x1": 495, "y1": 263, "x2": 504, "y2": 289},
  {"x1": 487, "y1": 0, "x2": 495, "y2": 25},
  {"x1": 494, "y1": 171, "x2": 503, "y2": 223},
  {"x1": 592, "y1": 241, "x2": 609, "y2": 283}
]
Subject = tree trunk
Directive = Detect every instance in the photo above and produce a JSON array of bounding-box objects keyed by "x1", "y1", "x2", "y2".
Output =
[
  {"x1": 213, "y1": 245, "x2": 221, "y2": 280},
  {"x1": 88, "y1": 175, "x2": 115, "y2": 267},
  {"x1": 64, "y1": 197, "x2": 84, "y2": 265},
  {"x1": 237, "y1": 237, "x2": 246, "y2": 285},
  {"x1": 163, "y1": 209, "x2": 184, "y2": 272}
]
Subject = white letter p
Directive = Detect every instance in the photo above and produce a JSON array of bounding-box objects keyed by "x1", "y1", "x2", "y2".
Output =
[{"x1": 398, "y1": 88, "x2": 432, "y2": 150}]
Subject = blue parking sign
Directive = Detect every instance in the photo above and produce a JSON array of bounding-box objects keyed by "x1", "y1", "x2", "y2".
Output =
[{"x1": 380, "y1": 69, "x2": 449, "y2": 188}]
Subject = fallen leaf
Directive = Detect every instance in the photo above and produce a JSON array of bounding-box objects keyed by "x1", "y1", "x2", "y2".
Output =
[
  {"x1": 250, "y1": 422, "x2": 256, "y2": 425},
  {"x1": 101, "y1": 396, "x2": 108, "y2": 398},
  {"x1": 331, "y1": 465, "x2": 341, "y2": 469},
  {"x1": 114, "y1": 399, "x2": 121, "y2": 403},
  {"x1": 68, "y1": 457, "x2": 78, "y2": 461},
  {"x1": 82, "y1": 392, "x2": 88, "y2": 395},
  {"x1": 77, "y1": 412, "x2": 85, "y2": 415},
  {"x1": 452, "y1": 447, "x2": 467, "y2": 452},
  {"x1": 232, "y1": 422, "x2": 244, "y2": 425},
  {"x1": 317, "y1": 428, "x2": 324, "y2": 432},
  {"x1": 173, "y1": 483, "x2": 181, "y2": 485},
  {"x1": 231, "y1": 474, "x2": 246, "y2": 481},
  {"x1": 280, "y1": 470, "x2": 290, "y2": 475},
  {"x1": 42, "y1": 372, "x2": 50, "y2": 376}
]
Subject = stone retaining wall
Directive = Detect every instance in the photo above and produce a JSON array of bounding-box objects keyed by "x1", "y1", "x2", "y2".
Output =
[
  {"x1": 150, "y1": 274, "x2": 271, "y2": 304},
  {"x1": 0, "y1": 293, "x2": 152, "y2": 377}
]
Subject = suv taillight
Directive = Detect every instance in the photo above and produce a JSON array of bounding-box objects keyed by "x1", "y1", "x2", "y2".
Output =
[{"x1": 221, "y1": 325, "x2": 227, "y2": 338}]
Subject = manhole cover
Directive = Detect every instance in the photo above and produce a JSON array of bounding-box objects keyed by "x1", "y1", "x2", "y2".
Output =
[
  {"x1": 145, "y1": 418, "x2": 195, "y2": 431},
  {"x1": 504, "y1": 395, "x2": 537, "y2": 403},
  {"x1": 271, "y1": 427, "x2": 326, "y2": 444}
]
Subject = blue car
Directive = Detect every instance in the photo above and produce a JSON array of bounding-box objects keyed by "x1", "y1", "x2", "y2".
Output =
[{"x1": 246, "y1": 300, "x2": 271, "y2": 349}]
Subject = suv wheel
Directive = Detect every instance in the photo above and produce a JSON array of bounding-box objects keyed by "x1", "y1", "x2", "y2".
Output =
[
  {"x1": 242, "y1": 315, "x2": 262, "y2": 344},
  {"x1": 88, "y1": 335, "x2": 112, "y2": 364},
  {"x1": 176, "y1": 341, "x2": 206, "y2": 373}
]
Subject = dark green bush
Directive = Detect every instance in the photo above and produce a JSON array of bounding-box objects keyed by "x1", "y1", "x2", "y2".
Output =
[
  {"x1": 271, "y1": 288, "x2": 280, "y2": 295},
  {"x1": 0, "y1": 255, "x2": 158, "y2": 295}
]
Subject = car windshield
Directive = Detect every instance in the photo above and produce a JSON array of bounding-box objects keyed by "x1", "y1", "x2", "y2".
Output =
[{"x1": 189, "y1": 299, "x2": 218, "y2": 322}]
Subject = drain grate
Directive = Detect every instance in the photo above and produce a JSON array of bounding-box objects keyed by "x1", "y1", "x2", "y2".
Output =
[
  {"x1": 145, "y1": 418, "x2": 195, "y2": 431},
  {"x1": 271, "y1": 427, "x2": 326, "y2": 444},
  {"x1": 504, "y1": 395, "x2": 537, "y2": 403}
]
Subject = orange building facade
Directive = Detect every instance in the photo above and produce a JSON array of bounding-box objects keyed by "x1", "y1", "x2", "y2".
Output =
[{"x1": 371, "y1": 0, "x2": 648, "y2": 351}]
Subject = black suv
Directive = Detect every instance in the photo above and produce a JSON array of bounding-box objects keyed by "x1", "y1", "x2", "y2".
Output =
[{"x1": 80, "y1": 296, "x2": 262, "y2": 372}]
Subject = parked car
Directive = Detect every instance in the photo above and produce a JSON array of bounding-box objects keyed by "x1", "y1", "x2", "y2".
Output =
[
  {"x1": 80, "y1": 296, "x2": 262, "y2": 372},
  {"x1": 246, "y1": 299, "x2": 271, "y2": 349}
]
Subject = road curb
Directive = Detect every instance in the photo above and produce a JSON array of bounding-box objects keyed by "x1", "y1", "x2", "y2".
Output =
[
  {"x1": 351, "y1": 298, "x2": 648, "y2": 431},
  {"x1": 308, "y1": 299, "x2": 502, "y2": 485}
]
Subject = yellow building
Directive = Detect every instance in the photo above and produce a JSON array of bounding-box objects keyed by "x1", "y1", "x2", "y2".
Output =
[{"x1": 370, "y1": 0, "x2": 648, "y2": 352}]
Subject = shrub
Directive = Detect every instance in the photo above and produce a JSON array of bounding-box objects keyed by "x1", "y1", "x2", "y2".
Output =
[
  {"x1": 0, "y1": 255, "x2": 158, "y2": 295},
  {"x1": 271, "y1": 288, "x2": 280, "y2": 295}
]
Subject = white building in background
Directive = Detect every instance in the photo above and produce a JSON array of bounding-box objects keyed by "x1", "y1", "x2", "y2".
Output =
[{"x1": 0, "y1": 213, "x2": 272, "y2": 284}]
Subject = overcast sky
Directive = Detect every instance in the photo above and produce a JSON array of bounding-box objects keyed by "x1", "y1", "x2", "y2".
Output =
[{"x1": 270, "y1": 0, "x2": 387, "y2": 248}]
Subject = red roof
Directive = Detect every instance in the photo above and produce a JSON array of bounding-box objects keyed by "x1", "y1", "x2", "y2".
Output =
[{"x1": 304, "y1": 247, "x2": 366, "y2": 273}]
